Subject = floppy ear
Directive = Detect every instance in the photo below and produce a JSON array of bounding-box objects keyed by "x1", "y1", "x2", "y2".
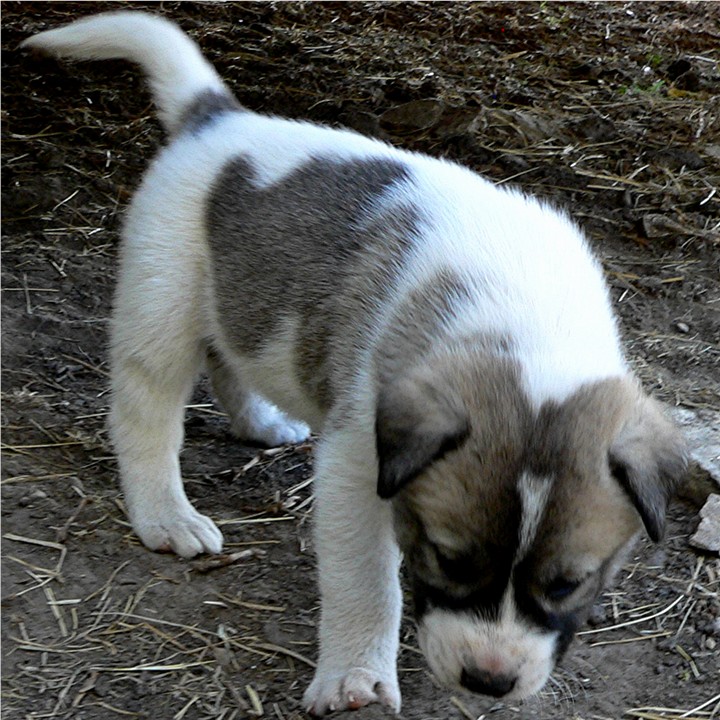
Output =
[
  {"x1": 609, "y1": 397, "x2": 688, "y2": 542},
  {"x1": 376, "y1": 370, "x2": 468, "y2": 499}
]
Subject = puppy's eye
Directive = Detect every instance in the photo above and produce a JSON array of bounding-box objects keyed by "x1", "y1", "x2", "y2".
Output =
[
  {"x1": 545, "y1": 577, "x2": 580, "y2": 601},
  {"x1": 432, "y1": 545, "x2": 476, "y2": 585},
  {"x1": 432, "y1": 544, "x2": 454, "y2": 568}
]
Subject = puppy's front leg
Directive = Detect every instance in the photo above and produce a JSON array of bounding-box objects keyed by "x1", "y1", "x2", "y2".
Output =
[{"x1": 304, "y1": 428, "x2": 403, "y2": 716}]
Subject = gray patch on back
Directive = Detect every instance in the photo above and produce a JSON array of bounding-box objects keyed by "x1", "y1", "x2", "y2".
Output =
[
  {"x1": 205, "y1": 155, "x2": 418, "y2": 408},
  {"x1": 178, "y1": 90, "x2": 244, "y2": 135},
  {"x1": 375, "y1": 269, "x2": 475, "y2": 384}
]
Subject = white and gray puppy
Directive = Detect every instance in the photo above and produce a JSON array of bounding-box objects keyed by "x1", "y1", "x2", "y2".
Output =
[{"x1": 24, "y1": 12, "x2": 687, "y2": 716}]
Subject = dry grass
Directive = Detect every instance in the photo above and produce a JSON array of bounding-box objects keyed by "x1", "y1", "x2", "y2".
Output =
[
  {"x1": 3, "y1": 449, "x2": 718, "y2": 718},
  {"x1": 2, "y1": 2, "x2": 719, "y2": 719},
  {"x1": 3, "y1": 457, "x2": 318, "y2": 720}
]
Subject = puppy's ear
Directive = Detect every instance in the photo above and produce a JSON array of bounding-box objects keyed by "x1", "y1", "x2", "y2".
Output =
[
  {"x1": 609, "y1": 397, "x2": 687, "y2": 542},
  {"x1": 376, "y1": 369, "x2": 468, "y2": 499}
]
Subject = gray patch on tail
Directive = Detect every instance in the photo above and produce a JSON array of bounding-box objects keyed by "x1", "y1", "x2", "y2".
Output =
[{"x1": 178, "y1": 90, "x2": 244, "y2": 135}]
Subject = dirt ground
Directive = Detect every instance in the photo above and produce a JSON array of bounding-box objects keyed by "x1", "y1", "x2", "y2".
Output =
[{"x1": 2, "y1": 2, "x2": 719, "y2": 719}]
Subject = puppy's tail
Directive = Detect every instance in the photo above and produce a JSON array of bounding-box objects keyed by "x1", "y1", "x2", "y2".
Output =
[{"x1": 21, "y1": 11, "x2": 232, "y2": 134}]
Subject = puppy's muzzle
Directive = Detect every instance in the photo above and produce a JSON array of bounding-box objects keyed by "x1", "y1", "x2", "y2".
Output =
[{"x1": 460, "y1": 667, "x2": 517, "y2": 698}]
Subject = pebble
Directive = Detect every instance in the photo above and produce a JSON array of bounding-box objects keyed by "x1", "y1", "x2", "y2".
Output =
[
  {"x1": 675, "y1": 321, "x2": 690, "y2": 333},
  {"x1": 690, "y1": 493, "x2": 720, "y2": 554},
  {"x1": 18, "y1": 489, "x2": 47, "y2": 507}
]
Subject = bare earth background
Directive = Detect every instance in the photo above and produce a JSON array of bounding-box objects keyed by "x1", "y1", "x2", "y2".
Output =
[{"x1": 2, "y1": 3, "x2": 719, "y2": 720}]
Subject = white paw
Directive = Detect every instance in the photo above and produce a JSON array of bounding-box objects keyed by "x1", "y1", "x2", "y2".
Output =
[
  {"x1": 131, "y1": 505, "x2": 223, "y2": 558},
  {"x1": 303, "y1": 666, "x2": 401, "y2": 716},
  {"x1": 231, "y1": 402, "x2": 310, "y2": 447}
]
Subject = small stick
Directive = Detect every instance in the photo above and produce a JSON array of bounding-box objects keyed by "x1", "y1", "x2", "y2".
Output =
[
  {"x1": 246, "y1": 684, "x2": 263, "y2": 716},
  {"x1": 251, "y1": 642, "x2": 316, "y2": 669},
  {"x1": 55, "y1": 497, "x2": 91, "y2": 543},
  {"x1": 22, "y1": 273, "x2": 33, "y2": 315},
  {"x1": 4, "y1": 533, "x2": 65, "y2": 551},
  {"x1": 450, "y1": 696, "x2": 478, "y2": 720},
  {"x1": 680, "y1": 692, "x2": 720, "y2": 718},
  {"x1": 191, "y1": 549, "x2": 264, "y2": 573},
  {"x1": 579, "y1": 595, "x2": 683, "y2": 635},
  {"x1": 61, "y1": 353, "x2": 110, "y2": 377}
]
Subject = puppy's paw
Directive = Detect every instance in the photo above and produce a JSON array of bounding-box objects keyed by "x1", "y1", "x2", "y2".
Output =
[
  {"x1": 231, "y1": 402, "x2": 310, "y2": 447},
  {"x1": 303, "y1": 667, "x2": 401, "y2": 716},
  {"x1": 133, "y1": 506, "x2": 223, "y2": 558},
  {"x1": 255, "y1": 415, "x2": 310, "y2": 447}
]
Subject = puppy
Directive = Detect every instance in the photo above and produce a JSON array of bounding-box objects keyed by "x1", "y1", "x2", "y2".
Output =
[{"x1": 24, "y1": 12, "x2": 687, "y2": 715}]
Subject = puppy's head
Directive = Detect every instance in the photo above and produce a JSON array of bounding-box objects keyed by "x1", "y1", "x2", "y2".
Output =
[{"x1": 376, "y1": 349, "x2": 686, "y2": 699}]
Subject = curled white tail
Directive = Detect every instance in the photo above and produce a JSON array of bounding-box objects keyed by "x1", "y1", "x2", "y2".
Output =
[{"x1": 21, "y1": 11, "x2": 229, "y2": 134}]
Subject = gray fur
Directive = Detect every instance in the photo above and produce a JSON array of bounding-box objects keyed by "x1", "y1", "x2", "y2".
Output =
[
  {"x1": 392, "y1": 372, "x2": 687, "y2": 628},
  {"x1": 375, "y1": 269, "x2": 476, "y2": 384},
  {"x1": 178, "y1": 90, "x2": 244, "y2": 135},
  {"x1": 206, "y1": 155, "x2": 418, "y2": 408},
  {"x1": 374, "y1": 272, "x2": 494, "y2": 496}
]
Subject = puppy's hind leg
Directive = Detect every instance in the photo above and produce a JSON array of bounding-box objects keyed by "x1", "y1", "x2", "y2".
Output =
[
  {"x1": 109, "y1": 233, "x2": 223, "y2": 559},
  {"x1": 207, "y1": 349, "x2": 310, "y2": 447}
]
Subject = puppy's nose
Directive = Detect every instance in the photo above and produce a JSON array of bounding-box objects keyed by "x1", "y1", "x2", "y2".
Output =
[{"x1": 460, "y1": 667, "x2": 516, "y2": 697}]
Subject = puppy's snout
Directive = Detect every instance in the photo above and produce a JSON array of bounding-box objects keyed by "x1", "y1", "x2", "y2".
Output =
[{"x1": 460, "y1": 667, "x2": 517, "y2": 698}]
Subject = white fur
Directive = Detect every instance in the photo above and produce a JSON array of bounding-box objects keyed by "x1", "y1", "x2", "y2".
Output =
[
  {"x1": 518, "y1": 472, "x2": 554, "y2": 560},
  {"x1": 214, "y1": 317, "x2": 325, "y2": 430},
  {"x1": 22, "y1": 12, "x2": 224, "y2": 133},
  {"x1": 26, "y1": 12, "x2": 634, "y2": 715},
  {"x1": 384, "y1": 158, "x2": 627, "y2": 407},
  {"x1": 304, "y1": 418, "x2": 403, "y2": 714},
  {"x1": 418, "y1": 593, "x2": 556, "y2": 699}
]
